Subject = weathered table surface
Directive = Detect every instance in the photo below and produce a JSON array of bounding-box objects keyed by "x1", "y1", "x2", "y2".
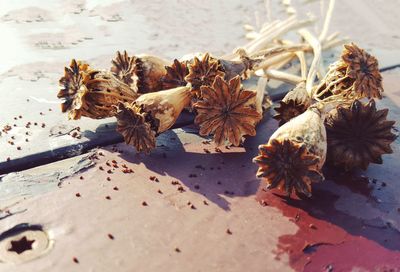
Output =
[{"x1": 1, "y1": 0, "x2": 400, "y2": 271}]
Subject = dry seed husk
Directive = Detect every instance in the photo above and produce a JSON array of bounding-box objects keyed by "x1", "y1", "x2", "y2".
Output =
[
  {"x1": 116, "y1": 86, "x2": 191, "y2": 153},
  {"x1": 58, "y1": 59, "x2": 138, "y2": 120},
  {"x1": 193, "y1": 75, "x2": 263, "y2": 146},
  {"x1": 325, "y1": 99, "x2": 396, "y2": 171},
  {"x1": 274, "y1": 82, "x2": 311, "y2": 126},
  {"x1": 254, "y1": 107, "x2": 326, "y2": 197},
  {"x1": 111, "y1": 51, "x2": 169, "y2": 94}
]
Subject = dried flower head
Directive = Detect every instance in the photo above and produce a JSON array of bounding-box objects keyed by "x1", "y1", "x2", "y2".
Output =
[
  {"x1": 254, "y1": 139, "x2": 324, "y2": 197},
  {"x1": 116, "y1": 103, "x2": 157, "y2": 153},
  {"x1": 274, "y1": 82, "x2": 311, "y2": 126},
  {"x1": 111, "y1": 51, "x2": 169, "y2": 94},
  {"x1": 116, "y1": 86, "x2": 191, "y2": 153},
  {"x1": 314, "y1": 43, "x2": 383, "y2": 101},
  {"x1": 58, "y1": 59, "x2": 138, "y2": 120},
  {"x1": 161, "y1": 59, "x2": 189, "y2": 89},
  {"x1": 253, "y1": 108, "x2": 327, "y2": 197},
  {"x1": 193, "y1": 75, "x2": 262, "y2": 146},
  {"x1": 58, "y1": 59, "x2": 90, "y2": 113},
  {"x1": 185, "y1": 53, "x2": 225, "y2": 97},
  {"x1": 325, "y1": 99, "x2": 396, "y2": 170},
  {"x1": 341, "y1": 43, "x2": 383, "y2": 99},
  {"x1": 111, "y1": 50, "x2": 135, "y2": 86}
]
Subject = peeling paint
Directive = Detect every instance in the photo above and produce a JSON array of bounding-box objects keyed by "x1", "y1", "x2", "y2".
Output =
[{"x1": 0, "y1": 152, "x2": 96, "y2": 207}]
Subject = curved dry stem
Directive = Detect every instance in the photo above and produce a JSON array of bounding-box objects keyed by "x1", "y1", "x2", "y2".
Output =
[{"x1": 298, "y1": 28, "x2": 321, "y2": 96}]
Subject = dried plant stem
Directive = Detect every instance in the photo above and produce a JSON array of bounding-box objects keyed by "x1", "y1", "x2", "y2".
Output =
[
  {"x1": 263, "y1": 69, "x2": 303, "y2": 84},
  {"x1": 246, "y1": 17, "x2": 316, "y2": 55},
  {"x1": 318, "y1": 0, "x2": 335, "y2": 42},
  {"x1": 281, "y1": 40, "x2": 307, "y2": 79},
  {"x1": 249, "y1": 44, "x2": 308, "y2": 59},
  {"x1": 298, "y1": 29, "x2": 321, "y2": 96}
]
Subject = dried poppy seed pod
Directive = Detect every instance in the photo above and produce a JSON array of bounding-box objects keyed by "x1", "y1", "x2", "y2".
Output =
[
  {"x1": 116, "y1": 86, "x2": 191, "y2": 153},
  {"x1": 253, "y1": 107, "x2": 326, "y2": 197},
  {"x1": 111, "y1": 51, "x2": 169, "y2": 94},
  {"x1": 184, "y1": 52, "x2": 258, "y2": 98},
  {"x1": 193, "y1": 75, "x2": 263, "y2": 147},
  {"x1": 326, "y1": 99, "x2": 396, "y2": 171},
  {"x1": 274, "y1": 82, "x2": 311, "y2": 126},
  {"x1": 58, "y1": 59, "x2": 138, "y2": 120},
  {"x1": 185, "y1": 53, "x2": 225, "y2": 98},
  {"x1": 161, "y1": 59, "x2": 189, "y2": 89},
  {"x1": 313, "y1": 43, "x2": 383, "y2": 101}
]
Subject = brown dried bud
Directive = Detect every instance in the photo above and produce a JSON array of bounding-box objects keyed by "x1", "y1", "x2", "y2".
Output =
[
  {"x1": 325, "y1": 99, "x2": 396, "y2": 170},
  {"x1": 193, "y1": 75, "x2": 262, "y2": 146},
  {"x1": 274, "y1": 82, "x2": 311, "y2": 126},
  {"x1": 253, "y1": 108, "x2": 327, "y2": 197},
  {"x1": 185, "y1": 53, "x2": 225, "y2": 98},
  {"x1": 185, "y1": 52, "x2": 258, "y2": 98},
  {"x1": 161, "y1": 59, "x2": 189, "y2": 89},
  {"x1": 111, "y1": 51, "x2": 169, "y2": 94},
  {"x1": 341, "y1": 43, "x2": 383, "y2": 99},
  {"x1": 116, "y1": 86, "x2": 191, "y2": 153},
  {"x1": 314, "y1": 43, "x2": 383, "y2": 100},
  {"x1": 58, "y1": 59, "x2": 138, "y2": 120}
]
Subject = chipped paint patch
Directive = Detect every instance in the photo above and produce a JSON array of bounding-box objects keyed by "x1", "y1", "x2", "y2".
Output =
[{"x1": 0, "y1": 151, "x2": 96, "y2": 208}]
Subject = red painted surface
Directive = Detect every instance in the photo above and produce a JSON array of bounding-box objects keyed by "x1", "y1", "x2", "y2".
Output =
[{"x1": 257, "y1": 179, "x2": 400, "y2": 271}]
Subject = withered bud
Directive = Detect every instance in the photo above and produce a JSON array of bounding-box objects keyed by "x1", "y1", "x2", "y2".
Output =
[
  {"x1": 274, "y1": 82, "x2": 311, "y2": 126},
  {"x1": 185, "y1": 52, "x2": 259, "y2": 98},
  {"x1": 58, "y1": 59, "x2": 138, "y2": 120},
  {"x1": 326, "y1": 99, "x2": 396, "y2": 171},
  {"x1": 116, "y1": 86, "x2": 191, "y2": 153},
  {"x1": 314, "y1": 43, "x2": 383, "y2": 101},
  {"x1": 161, "y1": 59, "x2": 189, "y2": 89},
  {"x1": 111, "y1": 51, "x2": 169, "y2": 94},
  {"x1": 193, "y1": 75, "x2": 263, "y2": 146},
  {"x1": 253, "y1": 107, "x2": 326, "y2": 198}
]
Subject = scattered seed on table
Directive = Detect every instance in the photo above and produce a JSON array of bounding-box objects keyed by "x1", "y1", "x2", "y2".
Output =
[
  {"x1": 75, "y1": 193, "x2": 81, "y2": 197},
  {"x1": 203, "y1": 148, "x2": 210, "y2": 154},
  {"x1": 157, "y1": 189, "x2": 163, "y2": 194},
  {"x1": 80, "y1": 176, "x2": 84, "y2": 180},
  {"x1": 108, "y1": 234, "x2": 114, "y2": 240},
  {"x1": 17, "y1": 146, "x2": 21, "y2": 150},
  {"x1": 73, "y1": 257, "x2": 79, "y2": 264},
  {"x1": 107, "y1": 170, "x2": 113, "y2": 174},
  {"x1": 113, "y1": 187, "x2": 119, "y2": 191},
  {"x1": 142, "y1": 201, "x2": 148, "y2": 206},
  {"x1": 190, "y1": 204, "x2": 196, "y2": 210},
  {"x1": 175, "y1": 248, "x2": 181, "y2": 253},
  {"x1": 226, "y1": 229, "x2": 232, "y2": 235},
  {"x1": 105, "y1": 196, "x2": 111, "y2": 200},
  {"x1": 99, "y1": 166, "x2": 104, "y2": 171},
  {"x1": 309, "y1": 224, "x2": 317, "y2": 229},
  {"x1": 203, "y1": 200, "x2": 208, "y2": 206},
  {"x1": 106, "y1": 177, "x2": 111, "y2": 181}
]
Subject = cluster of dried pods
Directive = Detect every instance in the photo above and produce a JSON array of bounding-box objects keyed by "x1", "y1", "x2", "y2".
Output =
[
  {"x1": 255, "y1": 43, "x2": 396, "y2": 198},
  {"x1": 57, "y1": 2, "x2": 396, "y2": 200}
]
